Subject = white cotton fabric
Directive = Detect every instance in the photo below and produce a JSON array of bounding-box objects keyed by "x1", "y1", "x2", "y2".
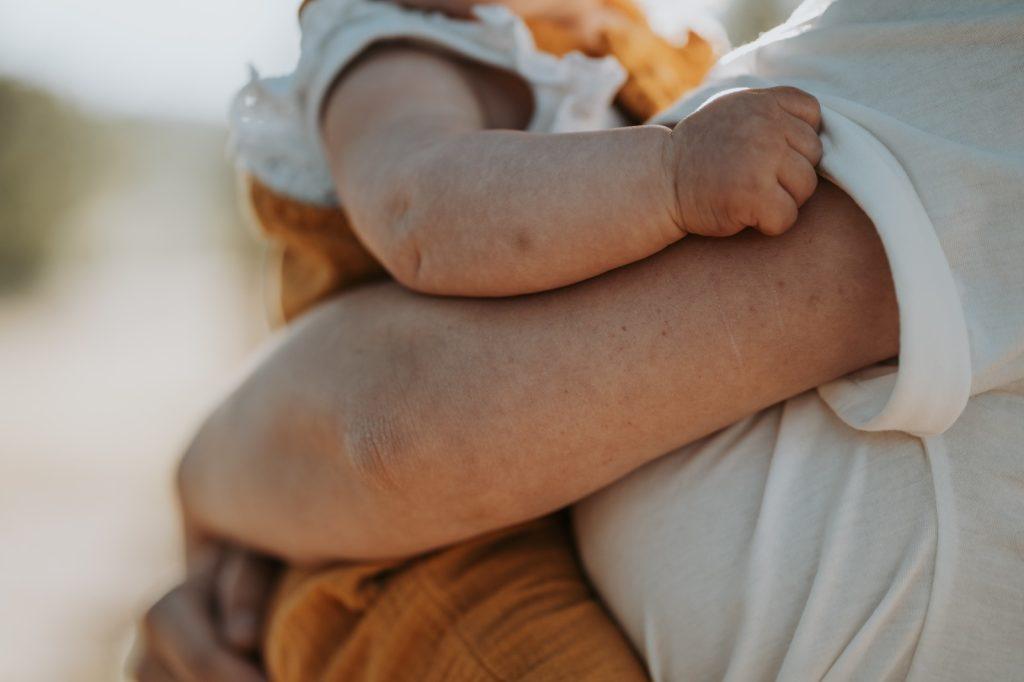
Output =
[
  {"x1": 575, "y1": 0, "x2": 1024, "y2": 679},
  {"x1": 227, "y1": 0, "x2": 626, "y2": 206}
]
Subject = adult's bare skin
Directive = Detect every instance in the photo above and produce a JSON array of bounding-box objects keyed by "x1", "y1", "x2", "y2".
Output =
[
  {"x1": 136, "y1": 180, "x2": 899, "y2": 680},
  {"x1": 178, "y1": 178, "x2": 898, "y2": 563}
]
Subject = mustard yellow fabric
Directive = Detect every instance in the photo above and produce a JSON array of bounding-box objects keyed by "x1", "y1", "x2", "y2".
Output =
[{"x1": 264, "y1": 516, "x2": 649, "y2": 681}]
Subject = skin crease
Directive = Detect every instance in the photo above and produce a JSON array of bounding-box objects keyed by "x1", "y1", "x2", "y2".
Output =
[
  {"x1": 325, "y1": 46, "x2": 823, "y2": 297},
  {"x1": 137, "y1": 21, "x2": 899, "y2": 682}
]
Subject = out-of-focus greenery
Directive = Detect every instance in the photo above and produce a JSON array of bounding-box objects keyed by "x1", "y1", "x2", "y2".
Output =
[
  {"x1": 0, "y1": 78, "x2": 97, "y2": 291},
  {"x1": 0, "y1": 78, "x2": 258, "y2": 293}
]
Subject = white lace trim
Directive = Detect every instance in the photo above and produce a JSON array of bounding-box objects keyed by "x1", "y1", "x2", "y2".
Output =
[{"x1": 229, "y1": 0, "x2": 627, "y2": 206}]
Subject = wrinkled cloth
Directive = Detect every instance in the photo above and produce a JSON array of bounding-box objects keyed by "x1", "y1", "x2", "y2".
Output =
[
  {"x1": 264, "y1": 516, "x2": 648, "y2": 681},
  {"x1": 576, "y1": 1, "x2": 1024, "y2": 680}
]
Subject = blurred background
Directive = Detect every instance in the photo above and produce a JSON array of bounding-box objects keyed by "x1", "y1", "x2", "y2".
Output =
[{"x1": 0, "y1": 0, "x2": 798, "y2": 679}]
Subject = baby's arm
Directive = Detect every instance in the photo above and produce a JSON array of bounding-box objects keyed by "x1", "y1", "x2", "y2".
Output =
[
  {"x1": 325, "y1": 44, "x2": 823, "y2": 297},
  {"x1": 324, "y1": 43, "x2": 678, "y2": 296}
]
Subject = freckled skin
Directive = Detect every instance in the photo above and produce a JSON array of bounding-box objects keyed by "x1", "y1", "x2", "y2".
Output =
[{"x1": 181, "y1": 185, "x2": 897, "y2": 563}]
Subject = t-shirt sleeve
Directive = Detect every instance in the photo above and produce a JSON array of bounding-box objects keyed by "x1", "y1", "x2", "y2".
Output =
[
  {"x1": 649, "y1": 2, "x2": 1024, "y2": 438},
  {"x1": 810, "y1": 101, "x2": 973, "y2": 438},
  {"x1": 660, "y1": 84, "x2": 974, "y2": 437}
]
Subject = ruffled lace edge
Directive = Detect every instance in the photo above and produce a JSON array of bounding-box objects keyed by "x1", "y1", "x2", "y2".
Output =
[{"x1": 229, "y1": 0, "x2": 626, "y2": 206}]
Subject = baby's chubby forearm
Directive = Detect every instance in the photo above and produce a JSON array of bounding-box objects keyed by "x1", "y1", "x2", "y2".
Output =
[
  {"x1": 397, "y1": 125, "x2": 682, "y2": 295},
  {"x1": 324, "y1": 43, "x2": 681, "y2": 296}
]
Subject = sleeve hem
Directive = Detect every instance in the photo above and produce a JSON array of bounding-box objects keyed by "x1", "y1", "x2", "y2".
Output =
[{"x1": 814, "y1": 100, "x2": 972, "y2": 437}]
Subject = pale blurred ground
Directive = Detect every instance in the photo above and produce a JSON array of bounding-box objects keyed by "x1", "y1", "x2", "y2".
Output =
[
  {"x1": 0, "y1": 113, "x2": 270, "y2": 679},
  {"x1": 0, "y1": 2, "x2": 293, "y2": 676},
  {"x1": 0, "y1": 0, "x2": 799, "y2": 679}
]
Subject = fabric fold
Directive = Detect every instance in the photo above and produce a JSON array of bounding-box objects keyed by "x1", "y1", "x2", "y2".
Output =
[{"x1": 814, "y1": 100, "x2": 972, "y2": 437}]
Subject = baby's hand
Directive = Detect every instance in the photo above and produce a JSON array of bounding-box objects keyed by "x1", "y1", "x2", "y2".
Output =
[{"x1": 668, "y1": 87, "x2": 823, "y2": 238}]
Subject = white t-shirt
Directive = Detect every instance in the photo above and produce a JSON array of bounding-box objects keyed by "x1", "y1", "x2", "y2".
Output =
[{"x1": 574, "y1": 1, "x2": 1024, "y2": 679}]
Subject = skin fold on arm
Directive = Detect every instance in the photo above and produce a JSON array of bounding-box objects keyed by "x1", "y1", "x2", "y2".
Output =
[{"x1": 180, "y1": 178, "x2": 899, "y2": 563}]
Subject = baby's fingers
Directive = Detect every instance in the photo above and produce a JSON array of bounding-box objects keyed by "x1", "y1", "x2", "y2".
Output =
[
  {"x1": 754, "y1": 186, "x2": 799, "y2": 236},
  {"x1": 777, "y1": 150, "x2": 819, "y2": 207},
  {"x1": 771, "y1": 86, "x2": 822, "y2": 132}
]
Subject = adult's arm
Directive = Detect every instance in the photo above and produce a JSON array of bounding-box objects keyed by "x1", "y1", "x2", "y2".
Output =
[{"x1": 180, "y1": 179, "x2": 898, "y2": 563}]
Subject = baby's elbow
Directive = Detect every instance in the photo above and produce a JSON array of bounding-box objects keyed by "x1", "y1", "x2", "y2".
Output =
[
  {"x1": 386, "y1": 224, "x2": 429, "y2": 293},
  {"x1": 371, "y1": 166, "x2": 467, "y2": 295},
  {"x1": 370, "y1": 185, "x2": 485, "y2": 296},
  {"x1": 385, "y1": 220, "x2": 462, "y2": 296},
  {"x1": 367, "y1": 189, "x2": 431, "y2": 293}
]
